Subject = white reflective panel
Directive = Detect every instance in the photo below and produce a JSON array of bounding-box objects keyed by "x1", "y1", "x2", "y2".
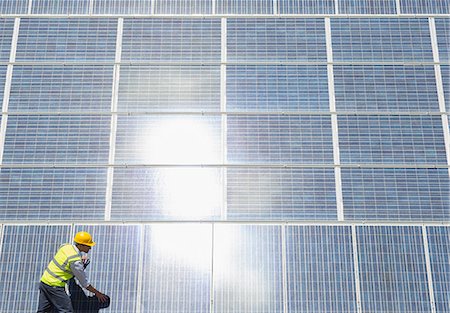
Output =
[
  {"x1": 141, "y1": 224, "x2": 212, "y2": 313},
  {"x1": 0, "y1": 0, "x2": 28, "y2": 14},
  {"x1": 32, "y1": 0, "x2": 90, "y2": 14},
  {"x1": 216, "y1": 0, "x2": 273, "y2": 14},
  {"x1": 357, "y1": 226, "x2": 431, "y2": 313},
  {"x1": 278, "y1": 0, "x2": 335, "y2": 14},
  {"x1": 118, "y1": 65, "x2": 220, "y2": 112},
  {"x1": 154, "y1": 0, "x2": 212, "y2": 14},
  {"x1": 214, "y1": 225, "x2": 283, "y2": 313},
  {"x1": 0, "y1": 225, "x2": 72, "y2": 312},
  {"x1": 338, "y1": 0, "x2": 397, "y2": 14},
  {"x1": 286, "y1": 226, "x2": 357, "y2": 312},
  {"x1": 93, "y1": 0, "x2": 152, "y2": 14},
  {"x1": 400, "y1": 0, "x2": 450, "y2": 14},
  {"x1": 73, "y1": 225, "x2": 141, "y2": 313},
  {"x1": 115, "y1": 115, "x2": 221, "y2": 164},
  {"x1": 0, "y1": 19, "x2": 14, "y2": 62},
  {"x1": 111, "y1": 167, "x2": 222, "y2": 220}
]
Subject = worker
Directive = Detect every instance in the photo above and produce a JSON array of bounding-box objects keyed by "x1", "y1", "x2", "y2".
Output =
[{"x1": 37, "y1": 231, "x2": 108, "y2": 313}]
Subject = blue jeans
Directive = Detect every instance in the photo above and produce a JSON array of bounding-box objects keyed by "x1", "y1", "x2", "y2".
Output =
[{"x1": 36, "y1": 282, "x2": 73, "y2": 313}]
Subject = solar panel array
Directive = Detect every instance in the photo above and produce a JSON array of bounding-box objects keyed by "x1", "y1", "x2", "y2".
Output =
[{"x1": 0, "y1": 0, "x2": 448, "y2": 312}]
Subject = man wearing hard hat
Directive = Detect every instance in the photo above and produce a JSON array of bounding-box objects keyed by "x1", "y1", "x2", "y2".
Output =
[{"x1": 37, "y1": 231, "x2": 109, "y2": 313}]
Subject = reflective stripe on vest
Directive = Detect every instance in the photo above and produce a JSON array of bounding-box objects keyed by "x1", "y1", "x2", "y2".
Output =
[{"x1": 41, "y1": 244, "x2": 82, "y2": 287}]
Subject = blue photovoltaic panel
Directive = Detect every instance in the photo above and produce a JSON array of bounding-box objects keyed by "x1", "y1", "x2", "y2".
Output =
[
  {"x1": 216, "y1": 0, "x2": 273, "y2": 14},
  {"x1": 0, "y1": 168, "x2": 107, "y2": 220},
  {"x1": 9, "y1": 65, "x2": 113, "y2": 112},
  {"x1": 115, "y1": 115, "x2": 221, "y2": 164},
  {"x1": 0, "y1": 66, "x2": 6, "y2": 104},
  {"x1": 334, "y1": 65, "x2": 440, "y2": 112},
  {"x1": 93, "y1": 0, "x2": 152, "y2": 14},
  {"x1": 331, "y1": 19, "x2": 433, "y2": 62},
  {"x1": 338, "y1": 0, "x2": 397, "y2": 14},
  {"x1": 141, "y1": 224, "x2": 212, "y2": 312},
  {"x1": 0, "y1": 225, "x2": 72, "y2": 312},
  {"x1": 227, "y1": 65, "x2": 329, "y2": 112},
  {"x1": 342, "y1": 168, "x2": 450, "y2": 221},
  {"x1": 357, "y1": 226, "x2": 431, "y2": 313},
  {"x1": 227, "y1": 115, "x2": 333, "y2": 164},
  {"x1": 16, "y1": 19, "x2": 117, "y2": 62},
  {"x1": 400, "y1": 0, "x2": 450, "y2": 14},
  {"x1": 0, "y1": 0, "x2": 28, "y2": 14},
  {"x1": 73, "y1": 225, "x2": 141, "y2": 312},
  {"x1": 278, "y1": 0, "x2": 335, "y2": 14},
  {"x1": 118, "y1": 65, "x2": 220, "y2": 112},
  {"x1": 426, "y1": 226, "x2": 450, "y2": 313},
  {"x1": 442, "y1": 65, "x2": 450, "y2": 112},
  {"x1": 3, "y1": 115, "x2": 111, "y2": 164},
  {"x1": 227, "y1": 168, "x2": 337, "y2": 220},
  {"x1": 154, "y1": 0, "x2": 212, "y2": 14},
  {"x1": 214, "y1": 225, "x2": 283, "y2": 313},
  {"x1": 227, "y1": 19, "x2": 327, "y2": 63},
  {"x1": 0, "y1": 19, "x2": 13, "y2": 62},
  {"x1": 435, "y1": 19, "x2": 450, "y2": 63},
  {"x1": 338, "y1": 115, "x2": 447, "y2": 164},
  {"x1": 286, "y1": 226, "x2": 356, "y2": 312},
  {"x1": 122, "y1": 19, "x2": 221, "y2": 62},
  {"x1": 32, "y1": 0, "x2": 90, "y2": 14},
  {"x1": 111, "y1": 167, "x2": 222, "y2": 220}
]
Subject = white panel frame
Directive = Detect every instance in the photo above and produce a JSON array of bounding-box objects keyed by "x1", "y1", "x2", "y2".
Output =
[
  {"x1": 220, "y1": 17, "x2": 227, "y2": 220},
  {"x1": 351, "y1": 225, "x2": 362, "y2": 313},
  {"x1": 422, "y1": 226, "x2": 437, "y2": 313},
  {"x1": 0, "y1": 224, "x2": 4, "y2": 256},
  {"x1": 135, "y1": 225, "x2": 145, "y2": 313},
  {"x1": 281, "y1": 224, "x2": 288, "y2": 313}
]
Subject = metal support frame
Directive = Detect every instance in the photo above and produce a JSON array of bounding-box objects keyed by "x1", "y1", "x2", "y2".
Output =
[
  {"x1": 135, "y1": 225, "x2": 145, "y2": 313},
  {"x1": 281, "y1": 223, "x2": 288, "y2": 313},
  {"x1": 351, "y1": 225, "x2": 362, "y2": 313},
  {"x1": 210, "y1": 223, "x2": 215, "y2": 313},
  {"x1": 0, "y1": 224, "x2": 4, "y2": 257},
  {"x1": 27, "y1": 0, "x2": 33, "y2": 15},
  {"x1": 422, "y1": 226, "x2": 437, "y2": 313},
  {"x1": 395, "y1": 0, "x2": 401, "y2": 14},
  {"x1": 220, "y1": 17, "x2": 228, "y2": 220}
]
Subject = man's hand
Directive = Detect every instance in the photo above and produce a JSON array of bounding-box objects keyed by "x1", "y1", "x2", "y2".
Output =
[{"x1": 94, "y1": 290, "x2": 109, "y2": 303}]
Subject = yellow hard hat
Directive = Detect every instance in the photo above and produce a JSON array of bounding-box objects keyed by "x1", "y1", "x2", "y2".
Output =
[{"x1": 74, "y1": 231, "x2": 96, "y2": 247}]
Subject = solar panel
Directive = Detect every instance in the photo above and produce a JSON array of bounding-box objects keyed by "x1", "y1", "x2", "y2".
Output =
[
  {"x1": 73, "y1": 224, "x2": 141, "y2": 312},
  {"x1": 227, "y1": 115, "x2": 333, "y2": 164},
  {"x1": 357, "y1": 226, "x2": 431, "y2": 312},
  {"x1": 334, "y1": 65, "x2": 440, "y2": 112},
  {"x1": 9, "y1": 65, "x2": 113, "y2": 112},
  {"x1": 227, "y1": 19, "x2": 327, "y2": 62},
  {"x1": 338, "y1": 0, "x2": 397, "y2": 14},
  {"x1": 342, "y1": 168, "x2": 450, "y2": 221},
  {"x1": 278, "y1": 0, "x2": 335, "y2": 14},
  {"x1": 286, "y1": 226, "x2": 357, "y2": 312},
  {"x1": 435, "y1": 19, "x2": 450, "y2": 63},
  {"x1": 216, "y1": 0, "x2": 273, "y2": 14},
  {"x1": 16, "y1": 19, "x2": 117, "y2": 62},
  {"x1": 214, "y1": 224, "x2": 283, "y2": 313},
  {"x1": 331, "y1": 18, "x2": 433, "y2": 62},
  {"x1": 0, "y1": 65, "x2": 6, "y2": 105},
  {"x1": 32, "y1": 0, "x2": 90, "y2": 14},
  {"x1": 400, "y1": 0, "x2": 450, "y2": 14},
  {"x1": 3, "y1": 115, "x2": 111, "y2": 164},
  {"x1": 121, "y1": 19, "x2": 221, "y2": 62},
  {"x1": 118, "y1": 65, "x2": 220, "y2": 112},
  {"x1": 0, "y1": 168, "x2": 107, "y2": 220},
  {"x1": 0, "y1": 19, "x2": 13, "y2": 62},
  {"x1": 0, "y1": 0, "x2": 28, "y2": 14},
  {"x1": 141, "y1": 224, "x2": 212, "y2": 312},
  {"x1": 426, "y1": 226, "x2": 450, "y2": 313},
  {"x1": 442, "y1": 65, "x2": 450, "y2": 112},
  {"x1": 227, "y1": 168, "x2": 337, "y2": 220},
  {"x1": 338, "y1": 115, "x2": 447, "y2": 164},
  {"x1": 0, "y1": 225, "x2": 72, "y2": 312},
  {"x1": 227, "y1": 65, "x2": 329, "y2": 112},
  {"x1": 154, "y1": 0, "x2": 212, "y2": 14}
]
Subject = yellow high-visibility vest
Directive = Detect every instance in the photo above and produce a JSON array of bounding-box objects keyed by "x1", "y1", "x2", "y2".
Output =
[{"x1": 40, "y1": 244, "x2": 82, "y2": 287}]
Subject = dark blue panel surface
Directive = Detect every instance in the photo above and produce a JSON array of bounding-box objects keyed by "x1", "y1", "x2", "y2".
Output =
[
  {"x1": 436, "y1": 19, "x2": 450, "y2": 63},
  {"x1": 278, "y1": 0, "x2": 335, "y2": 14},
  {"x1": 32, "y1": 0, "x2": 90, "y2": 14},
  {"x1": 0, "y1": 19, "x2": 13, "y2": 62},
  {"x1": 216, "y1": 0, "x2": 273, "y2": 14},
  {"x1": 0, "y1": 0, "x2": 28, "y2": 14},
  {"x1": 400, "y1": 0, "x2": 449, "y2": 14}
]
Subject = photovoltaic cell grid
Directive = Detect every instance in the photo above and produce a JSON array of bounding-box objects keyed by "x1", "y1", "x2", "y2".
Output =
[
  {"x1": 9, "y1": 65, "x2": 113, "y2": 112},
  {"x1": 342, "y1": 168, "x2": 450, "y2": 221},
  {"x1": 278, "y1": 0, "x2": 335, "y2": 14},
  {"x1": 0, "y1": 168, "x2": 107, "y2": 220},
  {"x1": 334, "y1": 65, "x2": 440, "y2": 112},
  {"x1": 111, "y1": 167, "x2": 222, "y2": 221},
  {"x1": 32, "y1": 0, "x2": 90, "y2": 14},
  {"x1": 331, "y1": 18, "x2": 433, "y2": 62},
  {"x1": 216, "y1": 0, "x2": 273, "y2": 14},
  {"x1": 286, "y1": 226, "x2": 356, "y2": 313},
  {"x1": 141, "y1": 224, "x2": 212, "y2": 313},
  {"x1": 154, "y1": 0, "x2": 212, "y2": 14},
  {"x1": 0, "y1": 66, "x2": 6, "y2": 105},
  {"x1": 442, "y1": 65, "x2": 450, "y2": 112},
  {"x1": 357, "y1": 226, "x2": 431, "y2": 313},
  {"x1": 227, "y1": 168, "x2": 337, "y2": 220},
  {"x1": 0, "y1": 19, "x2": 13, "y2": 62},
  {"x1": 0, "y1": 0, "x2": 28, "y2": 14},
  {"x1": 227, "y1": 115, "x2": 333, "y2": 164},
  {"x1": 93, "y1": 0, "x2": 152, "y2": 14},
  {"x1": 227, "y1": 19, "x2": 327, "y2": 62},
  {"x1": 227, "y1": 65, "x2": 329, "y2": 112},
  {"x1": 3, "y1": 115, "x2": 111, "y2": 164},
  {"x1": 118, "y1": 65, "x2": 220, "y2": 112},
  {"x1": 400, "y1": 0, "x2": 450, "y2": 14},
  {"x1": 121, "y1": 19, "x2": 221, "y2": 62},
  {"x1": 426, "y1": 226, "x2": 450, "y2": 313},
  {"x1": 74, "y1": 225, "x2": 141, "y2": 312},
  {"x1": 16, "y1": 19, "x2": 117, "y2": 62},
  {"x1": 0, "y1": 225, "x2": 72, "y2": 312},
  {"x1": 338, "y1": 115, "x2": 448, "y2": 164},
  {"x1": 435, "y1": 19, "x2": 450, "y2": 63},
  {"x1": 214, "y1": 225, "x2": 283, "y2": 313},
  {"x1": 338, "y1": 0, "x2": 397, "y2": 14}
]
